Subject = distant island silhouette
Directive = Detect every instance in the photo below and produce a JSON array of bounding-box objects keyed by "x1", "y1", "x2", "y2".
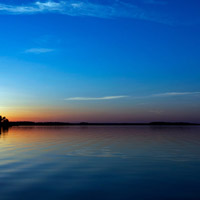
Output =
[{"x1": 0, "y1": 116, "x2": 199, "y2": 127}]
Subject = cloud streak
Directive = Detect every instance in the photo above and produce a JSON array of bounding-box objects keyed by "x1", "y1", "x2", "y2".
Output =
[
  {"x1": 25, "y1": 48, "x2": 54, "y2": 54},
  {"x1": 152, "y1": 92, "x2": 200, "y2": 97},
  {"x1": 133, "y1": 91, "x2": 200, "y2": 99},
  {"x1": 65, "y1": 92, "x2": 200, "y2": 101},
  {"x1": 0, "y1": 0, "x2": 172, "y2": 24},
  {"x1": 65, "y1": 96, "x2": 128, "y2": 101}
]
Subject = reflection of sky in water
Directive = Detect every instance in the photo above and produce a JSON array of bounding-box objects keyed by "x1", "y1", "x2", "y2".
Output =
[{"x1": 0, "y1": 126, "x2": 200, "y2": 200}]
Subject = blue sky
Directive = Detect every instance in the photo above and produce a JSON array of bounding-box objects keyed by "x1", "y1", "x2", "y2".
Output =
[{"x1": 0, "y1": 0, "x2": 200, "y2": 122}]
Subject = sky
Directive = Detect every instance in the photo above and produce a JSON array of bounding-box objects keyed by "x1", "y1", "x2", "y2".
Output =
[{"x1": 0, "y1": 0, "x2": 200, "y2": 123}]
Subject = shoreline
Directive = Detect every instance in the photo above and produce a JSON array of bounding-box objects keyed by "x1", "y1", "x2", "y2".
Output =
[{"x1": 1, "y1": 122, "x2": 200, "y2": 127}]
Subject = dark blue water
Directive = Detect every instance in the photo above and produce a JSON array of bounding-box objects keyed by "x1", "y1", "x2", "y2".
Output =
[{"x1": 0, "y1": 126, "x2": 200, "y2": 200}]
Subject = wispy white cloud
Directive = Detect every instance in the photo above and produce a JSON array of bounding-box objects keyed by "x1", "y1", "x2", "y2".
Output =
[
  {"x1": 65, "y1": 92, "x2": 200, "y2": 101},
  {"x1": 0, "y1": 1, "x2": 63, "y2": 14},
  {"x1": 132, "y1": 91, "x2": 200, "y2": 99},
  {"x1": 152, "y1": 92, "x2": 200, "y2": 97},
  {"x1": 65, "y1": 96, "x2": 128, "y2": 101},
  {"x1": 25, "y1": 48, "x2": 54, "y2": 54},
  {"x1": 0, "y1": 0, "x2": 172, "y2": 24}
]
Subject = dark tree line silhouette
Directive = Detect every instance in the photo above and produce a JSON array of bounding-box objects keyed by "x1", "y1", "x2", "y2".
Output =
[
  {"x1": 0, "y1": 115, "x2": 199, "y2": 127},
  {"x1": 0, "y1": 116, "x2": 9, "y2": 127}
]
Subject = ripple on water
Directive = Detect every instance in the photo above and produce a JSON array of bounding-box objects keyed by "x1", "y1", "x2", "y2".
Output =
[{"x1": 0, "y1": 126, "x2": 200, "y2": 200}]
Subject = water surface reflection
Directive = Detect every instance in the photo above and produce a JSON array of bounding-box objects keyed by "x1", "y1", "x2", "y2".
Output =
[{"x1": 0, "y1": 126, "x2": 200, "y2": 200}]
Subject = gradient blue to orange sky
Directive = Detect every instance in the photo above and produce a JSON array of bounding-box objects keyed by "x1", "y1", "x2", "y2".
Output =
[{"x1": 0, "y1": 0, "x2": 200, "y2": 122}]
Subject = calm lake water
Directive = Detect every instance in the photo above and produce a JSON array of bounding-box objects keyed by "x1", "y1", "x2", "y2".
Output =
[{"x1": 0, "y1": 126, "x2": 200, "y2": 200}]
